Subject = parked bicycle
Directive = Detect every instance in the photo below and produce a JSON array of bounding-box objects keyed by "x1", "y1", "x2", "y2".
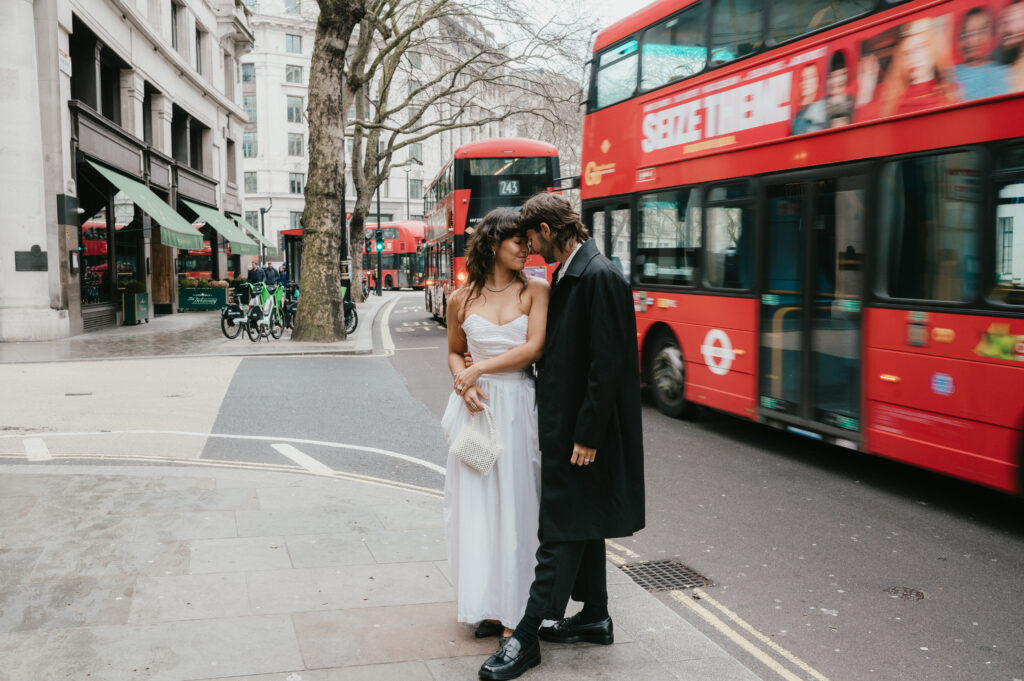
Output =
[
  {"x1": 221, "y1": 282, "x2": 255, "y2": 339},
  {"x1": 282, "y1": 283, "x2": 358, "y2": 335},
  {"x1": 246, "y1": 282, "x2": 284, "y2": 342}
]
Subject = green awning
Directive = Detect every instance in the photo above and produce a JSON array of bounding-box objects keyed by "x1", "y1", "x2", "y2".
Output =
[
  {"x1": 182, "y1": 199, "x2": 259, "y2": 256},
  {"x1": 229, "y1": 213, "x2": 278, "y2": 257},
  {"x1": 86, "y1": 160, "x2": 202, "y2": 250}
]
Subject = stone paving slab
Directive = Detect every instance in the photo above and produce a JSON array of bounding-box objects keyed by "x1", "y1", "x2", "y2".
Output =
[{"x1": 0, "y1": 464, "x2": 763, "y2": 681}]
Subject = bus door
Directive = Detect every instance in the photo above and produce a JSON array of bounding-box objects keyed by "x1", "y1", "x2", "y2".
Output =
[{"x1": 759, "y1": 169, "x2": 867, "y2": 440}]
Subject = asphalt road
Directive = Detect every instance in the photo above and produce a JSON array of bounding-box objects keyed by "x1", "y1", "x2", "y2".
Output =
[{"x1": 383, "y1": 291, "x2": 1024, "y2": 681}]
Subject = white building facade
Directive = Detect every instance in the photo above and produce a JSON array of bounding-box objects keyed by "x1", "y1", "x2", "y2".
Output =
[{"x1": 1, "y1": 0, "x2": 254, "y2": 340}]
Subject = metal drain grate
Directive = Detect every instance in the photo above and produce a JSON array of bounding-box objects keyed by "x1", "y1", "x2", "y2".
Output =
[{"x1": 620, "y1": 559, "x2": 714, "y2": 592}]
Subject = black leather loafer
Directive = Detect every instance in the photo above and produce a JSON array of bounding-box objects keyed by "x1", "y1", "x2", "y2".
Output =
[
  {"x1": 478, "y1": 636, "x2": 541, "y2": 680},
  {"x1": 475, "y1": 620, "x2": 505, "y2": 638},
  {"x1": 538, "y1": 613, "x2": 613, "y2": 645}
]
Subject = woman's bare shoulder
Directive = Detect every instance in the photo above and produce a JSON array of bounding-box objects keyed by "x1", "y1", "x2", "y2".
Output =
[{"x1": 526, "y1": 275, "x2": 550, "y2": 293}]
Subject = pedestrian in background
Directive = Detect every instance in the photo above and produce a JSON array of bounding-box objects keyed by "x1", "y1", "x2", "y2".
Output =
[
  {"x1": 264, "y1": 262, "x2": 279, "y2": 286},
  {"x1": 246, "y1": 261, "x2": 265, "y2": 284}
]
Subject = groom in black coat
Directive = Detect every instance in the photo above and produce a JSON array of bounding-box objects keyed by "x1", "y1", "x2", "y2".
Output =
[{"x1": 479, "y1": 193, "x2": 645, "y2": 680}]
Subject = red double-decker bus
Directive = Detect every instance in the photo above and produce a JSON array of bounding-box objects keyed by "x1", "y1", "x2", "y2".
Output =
[
  {"x1": 583, "y1": 0, "x2": 1024, "y2": 493},
  {"x1": 363, "y1": 220, "x2": 427, "y2": 290},
  {"x1": 422, "y1": 138, "x2": 561, "y2": 319}
]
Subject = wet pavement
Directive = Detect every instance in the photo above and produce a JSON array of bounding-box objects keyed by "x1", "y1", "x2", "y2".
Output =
[{"x1": 0, "y1": 293, "x2": 397, "y2": 363}]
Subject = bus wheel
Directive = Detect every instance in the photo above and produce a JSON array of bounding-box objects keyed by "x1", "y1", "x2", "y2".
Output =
[{"x1": 649, "y1": 330, "x2": 694, "y2": 419}]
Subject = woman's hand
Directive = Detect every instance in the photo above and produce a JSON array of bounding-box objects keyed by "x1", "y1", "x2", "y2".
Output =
[
  {"x1": 453, "y1": 363, "x2": 484, "y2": 394},
  {"x1": 462, "y1": 384, "x2": 488, "y2": 414}
]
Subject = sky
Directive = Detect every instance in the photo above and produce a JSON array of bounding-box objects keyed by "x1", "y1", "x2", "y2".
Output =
[{"x1": 586, "y1": 0, "x2": 639, "y2": 29}]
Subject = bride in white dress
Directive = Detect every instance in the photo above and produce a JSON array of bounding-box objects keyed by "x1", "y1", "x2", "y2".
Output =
[{"x1": 442, "y1": 207, "x2": 550, "y2": 639}]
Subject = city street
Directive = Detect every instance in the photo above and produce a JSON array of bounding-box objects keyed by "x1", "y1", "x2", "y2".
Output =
[
  {"x1": 385, "y1": 292, "x2": 1024, "y2": 681},
  {"x1": 1, "y1": 291, "x2": 1022, "y2": 681}
]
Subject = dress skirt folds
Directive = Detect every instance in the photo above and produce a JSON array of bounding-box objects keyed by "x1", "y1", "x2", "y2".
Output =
[{"x1": 441, "y1": 314, "x2": 541, "y2": 629}]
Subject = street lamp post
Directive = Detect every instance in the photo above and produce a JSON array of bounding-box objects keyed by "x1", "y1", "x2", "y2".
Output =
[{"x1": 259, "y1": 197, "x2": 273, "y2": 264}]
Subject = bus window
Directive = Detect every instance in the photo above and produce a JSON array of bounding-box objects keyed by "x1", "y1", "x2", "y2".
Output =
[
  {"x1": 991, "y1": 145, "x2": 1024, "y2": 305},
  {"x1": 596, "y1": 39, "x2": 638, "y2": 109},
  {"x1": 586, "y1": 206, "x2": 607, "y2": 255},
  {"x1": 609, "y1": 205, "x2": 632, "y2": 281},
  {"x1": 637, "y1": 188, "x2": 702, "y2": 287},
  {"x1": 705, "y1": 183, "x2": 754, "y2": 289},
  {"x1": 769, "y1": 1, "x2": 875, "y2": 45},
  {"x1": 641, "y1": 3, "x2": 706, "y2": 91},
  {"x1": 710, "y1": 0, "x2": 762, "y2": 66},
  {"x1": 877, "y1": 151, "x2": 981, "y2": 303}
]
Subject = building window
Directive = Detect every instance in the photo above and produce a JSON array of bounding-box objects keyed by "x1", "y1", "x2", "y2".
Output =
[
  {"x1": 409, "y1": 143, "x2": 423, "y2": 162},
  {"x1": 409, "y1": 179, "x2": 423, "y2": 199},
  {"x1": 288, "y1": 133, "x2": 303, "y2": 156},
  {"x1": 408, "y1": 52, "x2": 422, "y2": 69},
  {"x1": 242, "y1": 63, "x2": 254, "y2": 82},
  {"x1": 171, "y1": 3, "x2": 181, "y2": 51},
  {"x1": 195, "y1": 28, "x2": 204, "y2": 74},
  {"x1": 244, "y1": 172, "x2": 257, "y2": 193},
  {"x1": 243, "y1": 95, "x2": 257, "y2": 122},
  {"x1": 226, "y1": 139, "x2": 237, "y2": 181},
  {"x1": 284, "y1": 0, "x2": 300, "y2": 13},
  {"x1": 245, "y1": 210, "x2": 259, "y2": 228},
  {"x1": 290, "y1": 211, "x2": 303, "y2": 229},
  {"x1": 286, "y1": 65, "x2": 303, "y2": 84},
  {"x1": 286, "y1": 34, "x2": 302, "y2": 54},
  {"x1": 243, "y1": 132, "x2": 258, "y2": 157},
  {"x1": 287, "y1": 95, "x2": 303, "y2": 123},
  {"x1": 346, "y1": 138, "x2": 354, "y2": 154},
  {"x1": 289, "y1": 172, "x2": 304, "y2": 194}
]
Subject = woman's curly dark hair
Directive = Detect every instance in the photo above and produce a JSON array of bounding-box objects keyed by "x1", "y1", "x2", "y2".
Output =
[{"x1": 460, "y1": 207, "x2": 528, "y2": 323}]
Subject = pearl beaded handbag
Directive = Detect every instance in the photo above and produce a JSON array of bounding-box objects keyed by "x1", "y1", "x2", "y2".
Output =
[{"x1": 449, "y1": 406, "x2": 501, "y2": 475}]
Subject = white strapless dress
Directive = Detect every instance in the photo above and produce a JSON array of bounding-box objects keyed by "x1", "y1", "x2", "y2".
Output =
[{"x1": 441, "y1": 313, "x2": 541, "y2": 629}]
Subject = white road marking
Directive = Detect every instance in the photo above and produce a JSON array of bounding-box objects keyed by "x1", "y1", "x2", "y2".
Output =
[
  {"x1": 23, "y1": 438, "x2": 51, "y2": 461},
  {"x1": 669, "y1": 589, "x2": 807, "y2": 681},
  {"x1": 380, "y1": 295, "x2": 400, "y2": 355},
  {"x1": 394, "y1": 346, "x2": 442, "y2": 351},
  {"x1": 692, "y1": 588, "x2": 832, "y2": 681},
  {"x1": 0, "y1": 430, "x2": 447, "y2": 475},
  {"x1": 270, "y1": 443, "x2": 336, "y2": 475}
]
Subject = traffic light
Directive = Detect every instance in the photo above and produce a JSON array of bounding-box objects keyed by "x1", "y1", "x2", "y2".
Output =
[{"x1": 375, "y1": 238, "x2": 384, "y2": 253}]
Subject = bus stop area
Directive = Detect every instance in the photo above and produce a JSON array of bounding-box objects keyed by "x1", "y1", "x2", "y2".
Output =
[
  {"x1": 0, "y1": 292, "x2": 397, "y2": 364},
  {"x1": 0, "y1": 462, "x2": 763, "y2": 681}
]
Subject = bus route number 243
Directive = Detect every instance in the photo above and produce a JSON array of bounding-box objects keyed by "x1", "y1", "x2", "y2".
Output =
[{"x1": 498, "y1": 180, "x2": 520, "y2": 196}]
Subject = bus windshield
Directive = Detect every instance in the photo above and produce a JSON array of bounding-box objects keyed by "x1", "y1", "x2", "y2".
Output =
[{"x1": 462, "y1": 157, "x2": 556, "y2": 225}]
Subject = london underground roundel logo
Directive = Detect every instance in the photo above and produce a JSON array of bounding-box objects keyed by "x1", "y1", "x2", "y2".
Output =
[{"x1": 701, "y1": 329, "x2": 735, "y2": 376}]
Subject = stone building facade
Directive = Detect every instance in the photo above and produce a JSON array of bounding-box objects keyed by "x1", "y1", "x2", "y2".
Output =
[{"x1": 1, "y1": 0, "x2": 255, "y2": 340}]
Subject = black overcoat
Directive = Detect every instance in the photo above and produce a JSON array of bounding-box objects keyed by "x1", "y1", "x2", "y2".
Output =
[{"x1": 535, "y1": 239, "x2": 645, "y2": 542}]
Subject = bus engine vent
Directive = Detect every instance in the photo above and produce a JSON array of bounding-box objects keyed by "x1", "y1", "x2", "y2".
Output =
[{"x1": 620, "y1": 559, "x2": 714, "y2": 592}]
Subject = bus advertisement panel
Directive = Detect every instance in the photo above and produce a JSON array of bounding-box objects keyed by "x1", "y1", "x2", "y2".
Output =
[
  {"x1": 423, "y1": 138, "x2": 560, "y2": 319},
  {"x1": 582, "y1": 0, "x2": 1024, "y2": 493}
]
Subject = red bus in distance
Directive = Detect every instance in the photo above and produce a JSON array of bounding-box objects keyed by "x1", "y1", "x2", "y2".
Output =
[
  {"x1": 584, "y1": 0, "x2": 1024, "y2": 493},
  {"x1": 363, "y1": 220, "x2": 427, "y2": 290},
  {"x1": 422, "y1": 138, "x2": 560, "y2": 320}
]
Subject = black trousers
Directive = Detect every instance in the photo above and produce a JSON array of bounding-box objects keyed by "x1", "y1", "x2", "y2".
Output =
[{"x1": 523, "y1": 537, "x2": 607, "y2": 620}]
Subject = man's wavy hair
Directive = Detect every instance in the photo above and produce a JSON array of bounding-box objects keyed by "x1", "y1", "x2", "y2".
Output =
[{"x1": 518, "y1": 192, "x2": 589, "y2": 250}]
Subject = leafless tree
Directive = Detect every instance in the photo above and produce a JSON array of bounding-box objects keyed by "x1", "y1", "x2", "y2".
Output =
[{"x1": 295, "y1": 0, "x2": 595, "y2": 342}]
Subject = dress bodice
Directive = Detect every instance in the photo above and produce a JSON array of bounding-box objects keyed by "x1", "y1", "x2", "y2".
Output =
[{"x1": 463, "y1": 313, "x2": 529, "y2": 368}]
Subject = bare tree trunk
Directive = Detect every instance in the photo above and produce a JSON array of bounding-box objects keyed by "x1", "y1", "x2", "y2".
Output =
[{"x1": 292, "y1": 2, "x2": 365, "y2": 341}]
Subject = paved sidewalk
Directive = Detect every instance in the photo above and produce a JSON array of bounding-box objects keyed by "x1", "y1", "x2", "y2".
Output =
[
  {"x1": 0, "y1": 464, "x2": 762, "y2": 681},
  {"x1": 0, "y1": 292, "x2": 400, "y2": 363}
]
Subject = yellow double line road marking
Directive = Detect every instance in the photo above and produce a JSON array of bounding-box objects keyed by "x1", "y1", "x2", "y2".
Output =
[{"x1": 604, "y1": 543, "x2": 830, "y2": 681}]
